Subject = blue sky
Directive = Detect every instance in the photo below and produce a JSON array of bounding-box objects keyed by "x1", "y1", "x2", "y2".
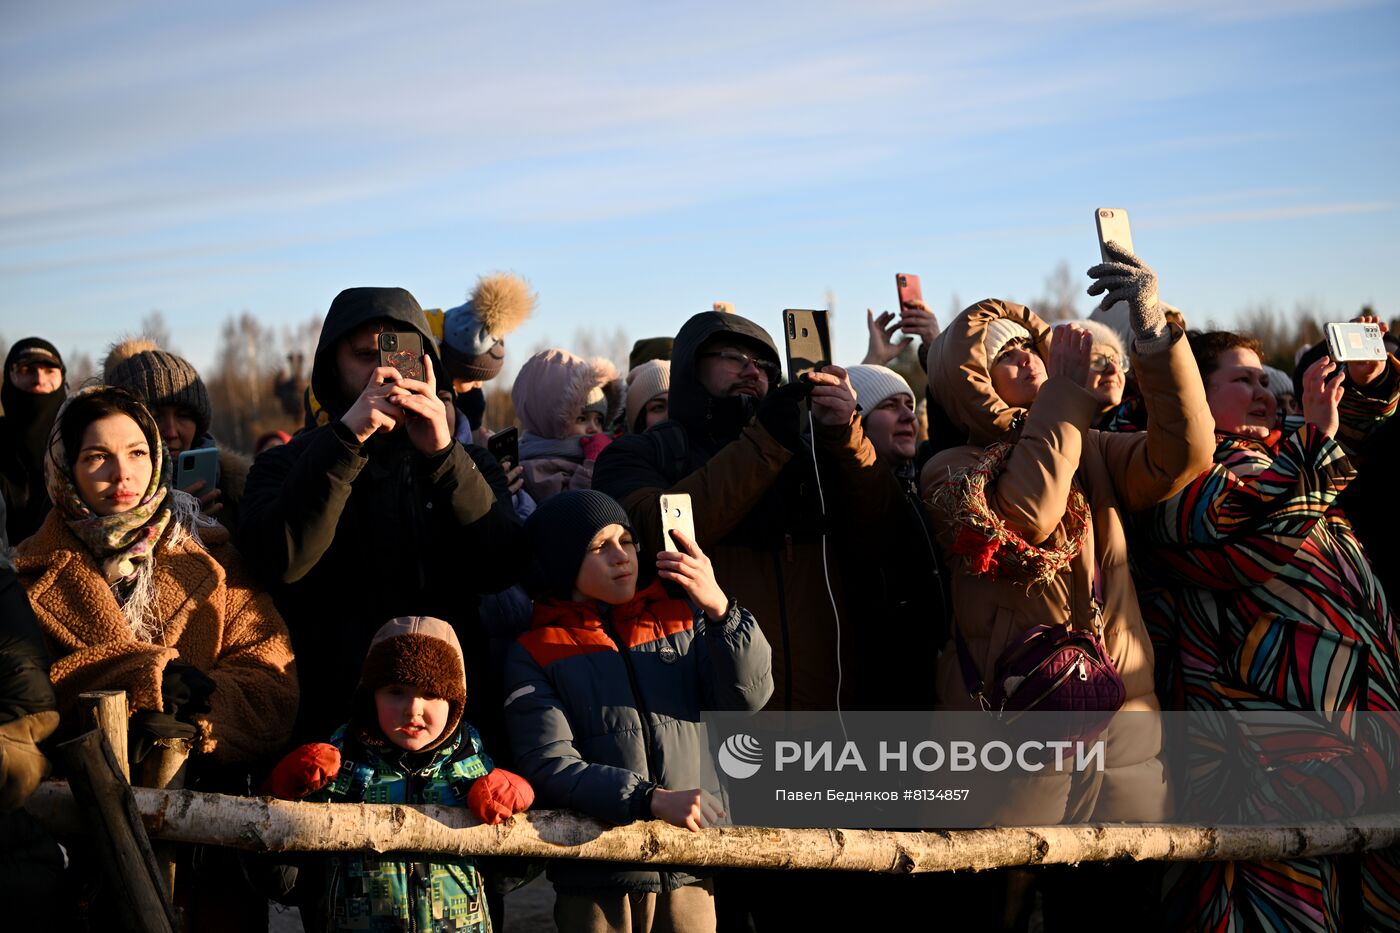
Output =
[{"x1": 2, "y1": 0, "x2": 1397, "y2": 378}]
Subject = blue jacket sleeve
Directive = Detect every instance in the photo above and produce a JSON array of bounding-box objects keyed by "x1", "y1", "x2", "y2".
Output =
[
  {"x1": 696, "y1": 603, "x2": 773, "y2": 712},
  {"x1": 502, "y1": 642, "x2": 655, "y2": 826}
]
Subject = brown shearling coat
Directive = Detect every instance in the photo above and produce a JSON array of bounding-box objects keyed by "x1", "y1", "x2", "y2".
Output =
[
  {"x1": 919, "y1": 299, "x2": 1213, "y2": 823},
  {"x1": 14, "y1": 510, "x2": 297, "y2": 765}
]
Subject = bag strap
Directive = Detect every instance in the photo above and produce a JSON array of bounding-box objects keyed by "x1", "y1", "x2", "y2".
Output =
[{"x1": 952, "y1": 619, "x2": 991, "y2": 710}]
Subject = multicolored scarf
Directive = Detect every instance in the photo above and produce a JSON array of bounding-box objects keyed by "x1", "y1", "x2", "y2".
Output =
[{"x1": 44, "y1": 386, "x2": 173, "y2": 588}]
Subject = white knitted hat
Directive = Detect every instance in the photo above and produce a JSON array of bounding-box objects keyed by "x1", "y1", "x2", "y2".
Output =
[
  {"x1": 623, "y1": 359, "x2": 671, "y2": 432},
  {"x1": 847, "y1": 364, "x2": 914, "y2": 419},
  {"x1": 1077, "y1": 318, "x2": 1127, "y2": 366},
  {"x1": 983, "y1": 318, "x2": 1033, "y2": 361}
]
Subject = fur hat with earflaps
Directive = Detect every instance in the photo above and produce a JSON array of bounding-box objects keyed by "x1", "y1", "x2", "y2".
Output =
[
  {"x1": 350, "y1": 616, "x2": 468, "y2": 753},
  {"x1": 441, "y1": 273, "x2": 537, "y2": 383}
]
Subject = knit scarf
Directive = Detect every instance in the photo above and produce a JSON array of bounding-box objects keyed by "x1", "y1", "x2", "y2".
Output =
[{"x1": 44, "y1": 388, "x2": 174, "y2": 591}]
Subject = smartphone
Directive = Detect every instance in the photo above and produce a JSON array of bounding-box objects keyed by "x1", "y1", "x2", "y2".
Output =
[
  {"x1": 378, "y1": 331, "x2": 425, "y2": 382},
  {"x1": 487, "y1": 425, "x2": 519, "y2": 468},
  {"x1": 659, "y1": 493, "x2": 696, "y2": 550},
  {"x1": 713, "y1": 301, "x2": 735, "y2": 314},
  {"x1": 175, "y1": 447, "x2": 220, "y2": 493},
  {"x1": 895, "y1": 273, "x2": 924, "y2": 314},
  {"x1": 1325, "y1": 322, "x2": 1388, "y2": 363},
  {"x1": 1094, "y1": 207, "x2": 1134, "y2": 260},
  {"x1": 783, "y1": 309, "x2": 832, "y2": 382}
]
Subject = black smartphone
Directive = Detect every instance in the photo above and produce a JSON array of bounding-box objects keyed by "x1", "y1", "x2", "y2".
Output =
[
  {"x1": 378, "y1": 331, "x2": 425, "y2": 382},
  {"x1": 783, "y1": 309, "x2": 832, "y2": 382},
  {"x1": 487, "y1": 426, "x2": 519, "y2": 468}
]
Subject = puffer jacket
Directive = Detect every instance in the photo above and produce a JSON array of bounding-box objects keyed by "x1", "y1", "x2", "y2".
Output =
[
  {"x1": 919, "y1": 299, "x2": 1212, "y2": 824},
  {"x1": 593, "y1": 311, "x2": 886, "y2": 711},
  {"x1": 511, "y1": 349, "x2": 623, "y2": 502},
  {"x1": 14, "y1": 511, "x2": 298, "y2": 765},
  {"x1": 314, "y1": 722, "x2": 495, "y2": 932},
  {"x1": 503, "y1": 581, "x2": 772, "y2": 894}
]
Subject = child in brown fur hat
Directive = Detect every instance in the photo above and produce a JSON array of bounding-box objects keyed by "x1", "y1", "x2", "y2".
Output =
[{"x1": 264, "y1": 616, "x2": 533, "y2": 932}]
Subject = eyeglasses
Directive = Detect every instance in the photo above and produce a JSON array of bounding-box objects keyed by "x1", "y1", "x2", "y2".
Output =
[
  {"x1": 700, "y1": 349, "x2": 780, "y2": 381},
  {"x1": 1089, "y1": 351, "x2": 1128, "y2": 374}
]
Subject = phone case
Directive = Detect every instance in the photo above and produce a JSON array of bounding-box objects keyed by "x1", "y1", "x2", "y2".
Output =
[
  {"x1": 783, "y1": 309, "x2": 832, "y2": 382},
  {"x1": 896, "y1": 273, "x2": 924, "y2": 313},
  {"x1": 176, "y1": 447, "x2": 220, "y2": 492},
  {"x1": 379, "y1": 332, "x2": 426, "y2": 381},
  {"x1": 1325, "y1": 322, "x2": 1387, "y2": 362},
  {"x1": 1094, "y1": 207, "x2": 1134, "y2": 261},
  {"x1": 488, "y1": 427, "x2": 519, "y2": 466},
  {"x1": 659, "y1": 493, "x2": 696, "y2": 550}
]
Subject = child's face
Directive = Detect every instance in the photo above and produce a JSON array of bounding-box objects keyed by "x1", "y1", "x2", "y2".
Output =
[
  {"x1": 571, "y1": 523, "x2": 638, "y2": 605},
  {"x1": 566, "y1": 409, "x2": 605, "y2": 436},
  {"x1": 374, "y1": 684, "x2": 451, "y2": 752}
]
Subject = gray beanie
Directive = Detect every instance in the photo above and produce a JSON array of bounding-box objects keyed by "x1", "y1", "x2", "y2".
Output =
[{"x1": 103, "y1": 338, "x2": 212, "y2": 439}]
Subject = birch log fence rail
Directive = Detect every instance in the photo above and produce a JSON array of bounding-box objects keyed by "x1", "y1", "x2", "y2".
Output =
[{"x1": 24, "y1": 780, "x2": 1400, "y2": 876}]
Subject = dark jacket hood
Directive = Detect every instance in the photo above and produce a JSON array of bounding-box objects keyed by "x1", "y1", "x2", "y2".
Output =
[
  {"x1": 311, "y1": 287, "x2": 441, "y2": 419},
  {"x1": 667, "y1": 311, "x2": 781, "y2": 442}
]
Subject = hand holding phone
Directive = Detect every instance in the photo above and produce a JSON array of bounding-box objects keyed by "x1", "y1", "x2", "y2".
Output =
[
  {"x1": 378, "y1": 332, "x2": 425, "y2": 382},
  {"x1": 487, "y1": 426, "x2": 519, "y2": 468},
  {"x1": 783, "y1": 309, "x2": 832, "y2": 382},
  {"x1": 656, "y1": 495, "x2": 729, "y2": 620}
]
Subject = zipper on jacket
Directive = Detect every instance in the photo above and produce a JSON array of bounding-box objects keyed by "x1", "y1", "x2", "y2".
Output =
[
  {"x1": 771, "y1": 550, "x2": 793, "y2": 711},
  {"x1": 598, "y1": 611, "x2": 660, "y2": 790},
  {"x1": 403, "y1": 457, "x2": 428, "y2": 594},
  {"x1": 407, "y1": 862, "x2": 420, "y2": 933}
]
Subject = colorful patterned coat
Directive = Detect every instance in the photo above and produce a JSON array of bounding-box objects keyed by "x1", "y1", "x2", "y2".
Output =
[
  {"x1": 314, "y1": 723, "x2": 494, "y2": 933},
  {"x1": 1134, "y1": 367, "x2": 1400, "y2": 932}
]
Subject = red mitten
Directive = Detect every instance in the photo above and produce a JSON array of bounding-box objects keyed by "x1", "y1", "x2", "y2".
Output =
[
  {"x1": 579, "y1": 432, "x2": 613, "y2": 463},
  {"x1": 259, "y1": 743, "x2": 341, "y2": 799},
  {"x1": 467, "y1": 768, "x2": 535, "y2": 824}
]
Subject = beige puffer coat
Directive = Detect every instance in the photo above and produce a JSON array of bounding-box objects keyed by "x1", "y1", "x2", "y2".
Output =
[{"x1": 919, "y1": 299, "x2": 1213, "y2": 823}]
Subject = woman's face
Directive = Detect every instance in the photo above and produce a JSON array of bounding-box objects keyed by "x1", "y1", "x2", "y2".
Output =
[
  {"x1": 73, "y1": 414, "x2": 153, "y2": 515},
  {"x1": 863, "y1": 394, "x2": 918, "y2": 463},
  {"x1": 642, "y1": 393, "x2": 669, "y2": 430},
  {"x1": 1205, "y1": 347, "x2": 1276, "y2": 436},
  {"x1": 1085, "y1": 345, "x2": 1126, "y2": 410},
  {"x1": 989, "y1": 339, "x2": 1045, "y2": 409},
  {"x1": 154, "y1": 404, "x2": 198, "y2": 455}
]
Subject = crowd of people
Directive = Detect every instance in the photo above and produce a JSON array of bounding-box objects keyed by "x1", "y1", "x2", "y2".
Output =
[{"x1": 0, "y1": 245, "x2": 1396, "y2": 933}]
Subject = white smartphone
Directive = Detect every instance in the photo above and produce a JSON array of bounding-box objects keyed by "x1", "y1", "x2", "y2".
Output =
[
  {"x1": 175, "y1": 446, "x2": 220, "y2": 492},
  {"x1": 1325, "y1": 322, "x2": 1388, "y2": 363},
  {"x1": 1094, "y1": 207, "x2": 1134, "y2": 260},
  {"x1": 659, "y1": 493, "x2": 696, "y2": 550}
]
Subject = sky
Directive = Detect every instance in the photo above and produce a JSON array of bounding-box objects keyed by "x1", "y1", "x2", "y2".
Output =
[{"x1": 2, "y1": 0, "x2": 1397, "y2": 379}]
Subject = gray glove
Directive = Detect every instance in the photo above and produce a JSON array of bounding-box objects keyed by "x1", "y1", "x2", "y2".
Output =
[{"x1": 1086, "y1": 241, "x2": 1165, "y2": 340}]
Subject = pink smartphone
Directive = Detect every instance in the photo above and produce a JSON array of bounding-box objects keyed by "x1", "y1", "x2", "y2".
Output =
[{"x1": 895, "y1": 273, "x2": 924, "y2": 314}]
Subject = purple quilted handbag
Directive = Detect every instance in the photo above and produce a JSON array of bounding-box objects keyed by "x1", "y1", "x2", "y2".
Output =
[{"x1": 955, "y1": 618, "x2": 1125, "y2": 743}]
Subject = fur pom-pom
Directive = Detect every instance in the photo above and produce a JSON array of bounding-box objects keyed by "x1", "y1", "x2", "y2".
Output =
[
  {"x1": 470, "y1": 273, "x2": 535, "y2": 338},
  {"x1": 102, "y1": 337, "x2": 162, "y2": 381}
]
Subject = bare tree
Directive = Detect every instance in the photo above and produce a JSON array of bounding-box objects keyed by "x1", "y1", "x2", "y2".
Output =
[
  {"x1": 1033, "y1": 261, "x2": 1080, "y2": 321},
  {"x1": 206, "y1": 312, "x2": 303, "y2": 453},
  {"x1": 66, "y1": 351, "x2": 96, "y2": 387},
  {"x1": 140, "y1": 311, "x2": 174, "y2": 351}
]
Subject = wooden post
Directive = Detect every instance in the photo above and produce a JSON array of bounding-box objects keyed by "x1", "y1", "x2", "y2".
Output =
[
  {"x1": 137, "y1": 737, "x2": 192, "y2": 902},
  {"x1": 59, "y1": 730, "x2": 177, "y2": 933},
  {"x1": 79, "y1": 690, "x2": 130, "y2": 782}
]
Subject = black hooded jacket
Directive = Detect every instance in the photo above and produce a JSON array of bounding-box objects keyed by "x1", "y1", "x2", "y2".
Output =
[
  {"x1": 0, "y1": 338, "x2": 66, "y2": 546},
  {"x1": 237, "y1": 288, "x2": 524, "y2": 746},
  {"x1": 593, "y1": 311, "x2": 885, "y2": 711}
]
